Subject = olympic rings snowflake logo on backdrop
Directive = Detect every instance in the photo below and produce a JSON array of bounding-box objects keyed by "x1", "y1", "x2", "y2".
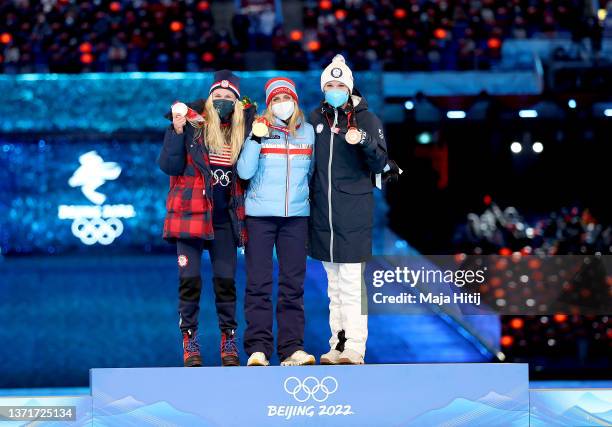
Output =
[
  {"x1": 212, "y1": 169, "x2": 232, "y2": 187},
  {"x1": 71, "y1": 217, "x2": 124, "y2": 245},
  {"x1": 283, "y1": 376, "x2": 338, "y2": 403},
  {"x1": 58, "y1": 151, "x2": 136, "y2": 246}
]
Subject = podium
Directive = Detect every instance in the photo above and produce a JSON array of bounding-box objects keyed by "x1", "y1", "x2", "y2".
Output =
[
  {"x1": 89, "y1": 363, "x2": 529, "y2": 426},
  {"x1": 4, "y1": 364, "x2": 611, "y2": 426}
]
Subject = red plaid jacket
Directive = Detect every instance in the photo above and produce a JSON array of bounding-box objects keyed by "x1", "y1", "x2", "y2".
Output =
[{"x1": 158, "y1": 99, "x2": 255, "y2": 247}]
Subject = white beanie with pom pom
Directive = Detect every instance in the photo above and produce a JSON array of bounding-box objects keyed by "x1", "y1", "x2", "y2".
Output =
[{"x1": 320, "y1": 54, "x2": 354, "y2": 93}]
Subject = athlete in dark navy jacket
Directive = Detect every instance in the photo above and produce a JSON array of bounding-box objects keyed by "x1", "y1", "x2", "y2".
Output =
[{"x1": 309, "y1": 55, "x2": 399, "y2": 365}]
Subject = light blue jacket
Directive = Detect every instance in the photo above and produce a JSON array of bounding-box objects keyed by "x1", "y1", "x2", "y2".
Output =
[{"x1": 237, "y1": 118, "x2": 315, "y2": 217}]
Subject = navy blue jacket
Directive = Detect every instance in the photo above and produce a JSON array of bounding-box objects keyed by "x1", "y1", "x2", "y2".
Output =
[{"x1": 308, "y1": 89, "x2": 388, "y2": 263}]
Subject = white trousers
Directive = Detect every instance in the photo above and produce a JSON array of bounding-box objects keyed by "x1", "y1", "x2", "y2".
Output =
[{"x1": 322, "y1": 261, "x2": 368, "y2": 357}]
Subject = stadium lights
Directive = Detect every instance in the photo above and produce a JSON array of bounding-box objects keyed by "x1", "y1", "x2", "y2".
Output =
[
  {"x1": 604, "y1": 109, "x2": 612, "y2": 117},
  {"x1": 532, "y1": 142, "x2": 544, "y2": 153},
  {"x1": 446, "y1": 110, "x2": 466, "y2": 119},
  {"x1": 289, "y1": 30, "x2": 303, "y2": 41},
  {"x1": 394, "y1": 8, "x2": 407, "y2": 19},
  {"x1": 510, "y1": 142, "x2": 522, "y2": 153},
  {"x1": 307, "y1": 40, "x2": 321, "y2": 51},
  {"x1": 519, "y1": 109, "x2": 538, "y2": 118},
  {"x1": 404, "y1": 100, "x2": 414, "y2": 110},
  {"x1": 417, "y1": 132, "x2": 432, "y2": 144},
  {"x1": 0, "y1": 33, "x2": 13, "y2": 44},
  {"x1": 598, "y1": 8, "x2": 607, "y2": 21},
  {"x1": 568, "y1": 99, "x2": 577, "y2": 109}
]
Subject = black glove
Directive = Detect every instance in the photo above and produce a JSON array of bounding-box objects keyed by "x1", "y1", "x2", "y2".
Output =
[
  {"x1": 251, "y1": 134, "x2": 262, "y2": 144},
  {"x1": 382, "y1": 159, "x2": 401, "y2": 183}
]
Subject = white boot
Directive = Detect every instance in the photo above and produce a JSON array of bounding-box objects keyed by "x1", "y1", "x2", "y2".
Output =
[
  {"x1": 247, "y1": 352, "x2": 270, "y2": 366},
  {"x1": 281, "y1": 350, "x2": 315, "y2": 366},
  {"x1": 338, "y1": 348, "x2": 364, "y2": 365},
  {"x1": 320, "y1": 349, "x2": 342, "y2": 365}
]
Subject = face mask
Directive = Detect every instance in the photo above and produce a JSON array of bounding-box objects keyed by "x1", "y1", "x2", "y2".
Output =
[
  {"x1": 213, "y1": 99, "x2": 235, "y2": 121},
  {"x1": 324, "y1": 89, "x2": 349, "y2": 108},
  {"x1": 271, "y1": 101, "x2": 295, "y2": 121}
]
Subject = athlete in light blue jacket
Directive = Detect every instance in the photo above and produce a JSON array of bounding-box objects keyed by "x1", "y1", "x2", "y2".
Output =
[
  {"x1": 237, "y1": 77, "x2": 316, "y2": 367},
  {"x1": 237, "y1": 113, "x2": 315, "y2": 215}
]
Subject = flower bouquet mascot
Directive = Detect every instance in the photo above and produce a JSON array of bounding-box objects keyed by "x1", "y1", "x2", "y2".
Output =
[
  {"x1": 309, "y1": 55, "x2": 399, "y2": 365},
  {"x1": 158, "y1": 70, "x2": 256, "y2": 367},
  {"x1": 237, "y1": 77, "x2": 316, "y2": 366}
]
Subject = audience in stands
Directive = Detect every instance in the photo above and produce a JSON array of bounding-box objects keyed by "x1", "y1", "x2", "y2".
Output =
[
  {"x1": 0, "y1": 0, "x2": 608, "y2": 73},
  {"x1": 454, "y1": 201, "x2": 611, "y2": 369},
  {"x1": 454, "y1": 203, "x2": 611, "y2": 256}
]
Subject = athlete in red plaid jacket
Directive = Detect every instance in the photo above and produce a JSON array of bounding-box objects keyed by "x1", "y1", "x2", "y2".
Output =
[
  {"x1": 157, "y1": 70, "x2": 256, "y2": 367},
  {"x1": 160, "y1": 101, "x2": 251, "y2": 246}
]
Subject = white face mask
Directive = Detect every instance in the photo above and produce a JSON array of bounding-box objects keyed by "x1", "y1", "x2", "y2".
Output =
[{"x1": 271, "y1": 101, "x2": 295, "y2": 121}]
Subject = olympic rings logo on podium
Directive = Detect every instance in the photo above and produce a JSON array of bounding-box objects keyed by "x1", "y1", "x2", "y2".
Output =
[
  {"x1": 71, "y1": 217, "x2": 124, "y2": 245},
  {"x1": 283, "y1": 376, "x2": 339, "y2": 403}
]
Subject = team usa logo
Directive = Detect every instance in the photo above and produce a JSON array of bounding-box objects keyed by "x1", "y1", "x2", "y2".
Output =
[
  {"x1": 177, "y1": 255, "x2": 189, "y2": 267},
  {"x1": 58, "y1": 151, "x2": 136, "y2": 246},
  {"x1": 221, "y1": 79, "x2": 230, "y2": 88}
]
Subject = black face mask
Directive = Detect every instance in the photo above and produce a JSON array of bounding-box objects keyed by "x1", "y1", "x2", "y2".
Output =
[{"x1": 213, "y1": 99, "x2": 235, "y2": 122}]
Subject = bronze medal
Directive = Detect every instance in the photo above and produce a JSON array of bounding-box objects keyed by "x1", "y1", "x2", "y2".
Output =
[{"x1": 345, "y1": 127, "x2": 361, "y2": 145}]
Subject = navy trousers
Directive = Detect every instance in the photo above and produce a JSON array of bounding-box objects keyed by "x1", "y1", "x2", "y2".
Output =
[
  {"x1": 244, "y1": 216, "x2": 308, "y2": 361},
  {"x1": 176, "y1": 220, "x2": 237, "y2": 333}
]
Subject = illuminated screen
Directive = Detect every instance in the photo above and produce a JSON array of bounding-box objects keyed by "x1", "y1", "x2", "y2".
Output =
[{"x1": 0, "y1": 134, "x2": 170, "y2": 254}]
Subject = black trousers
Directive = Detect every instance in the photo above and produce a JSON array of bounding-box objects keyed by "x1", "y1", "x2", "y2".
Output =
[
  {"x1": 176, "y1": 221, "x2": 237, "y2": 333},
  {"x1": 243, "y1": 216, "x2": 308, "y2": 361}
]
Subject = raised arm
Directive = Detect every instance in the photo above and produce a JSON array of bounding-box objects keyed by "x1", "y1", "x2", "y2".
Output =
[{"x1": 158, "y1": 113, "x2": 187, "y2": 176}]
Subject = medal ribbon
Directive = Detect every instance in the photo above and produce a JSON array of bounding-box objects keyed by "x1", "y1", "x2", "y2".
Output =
[
  {"x1": 258, "y1": 120, "x2": 301, "y2": 135},
  {"x1": 324, "y1": 108, "x2": 356, "y2": 133}
]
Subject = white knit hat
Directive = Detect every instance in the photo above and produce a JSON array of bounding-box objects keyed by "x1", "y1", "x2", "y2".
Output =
[{"x1": 320, "y1": 54, "x2": 354, "y2": 93}]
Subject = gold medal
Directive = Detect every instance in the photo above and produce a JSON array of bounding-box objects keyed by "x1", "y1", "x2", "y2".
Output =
[
  {"x1": 252, "y1": 120, "x2": 269, "y2": 137},
  {"x1": 345, "y1": 127, "x2": 362, "y2": 145}
]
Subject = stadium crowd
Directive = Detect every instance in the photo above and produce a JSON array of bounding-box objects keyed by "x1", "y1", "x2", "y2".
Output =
[
  {"x1": 453, "y1": 201, "x2": 611, "y2": 370},
  {"x1": 0, "y1": 0, "x2": 608, "y2": 73}
]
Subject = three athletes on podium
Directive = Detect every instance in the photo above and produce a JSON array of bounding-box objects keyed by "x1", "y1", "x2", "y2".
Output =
[{"x1": 158, "y1": 56, "x2": 398, "y2": 367}]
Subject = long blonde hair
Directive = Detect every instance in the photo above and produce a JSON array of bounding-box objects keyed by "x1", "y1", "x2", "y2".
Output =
[
  {"x1": 262, "y1": 100, "x2": 304, "y2": 137},
  {"x1": 196, "y1": 97, "x2": 245, "y2": 164}
]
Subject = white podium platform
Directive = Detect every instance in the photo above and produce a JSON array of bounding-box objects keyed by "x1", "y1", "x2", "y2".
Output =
[
  {"x1": 4, "y1": 365, "x2": 611, "y2": 426},
  {"x1": 89, "y1": 363, "x2": 528, "y2": 426}
]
